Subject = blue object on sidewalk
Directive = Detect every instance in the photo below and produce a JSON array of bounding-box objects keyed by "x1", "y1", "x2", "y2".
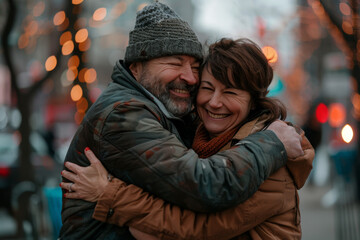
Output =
[
  {"x1": 43, "y1": 187, "x2": 62, "y2": 239},
  {"x1": 330, "y1": 148, "x2": 357, "y2": 182}
]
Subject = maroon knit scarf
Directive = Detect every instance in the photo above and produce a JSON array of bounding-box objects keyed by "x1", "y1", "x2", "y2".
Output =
[{"x1": 192, "y1": 123, "x2": 239, "y2": 158}]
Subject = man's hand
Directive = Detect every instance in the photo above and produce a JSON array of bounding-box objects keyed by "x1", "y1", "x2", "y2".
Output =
[
  {"x1": 60, "y1": 148, "x2": 109, "y2": 202},
  {"x1": 267, "y1": 120, "x2": 304, "y2": 159}
]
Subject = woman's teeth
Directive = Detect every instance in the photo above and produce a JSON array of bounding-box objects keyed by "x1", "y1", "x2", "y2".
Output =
[{"x1": 208, "y1": 111, "x2": 228, "y2": 119}]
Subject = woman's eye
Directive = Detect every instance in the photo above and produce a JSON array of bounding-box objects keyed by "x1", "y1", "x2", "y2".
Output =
[
  {"x1": 224, "y1": 91, "x2": 237, "y2": 95},
  {"x1": 200, "y1": 87, "x2": 213, "y2": 90}
]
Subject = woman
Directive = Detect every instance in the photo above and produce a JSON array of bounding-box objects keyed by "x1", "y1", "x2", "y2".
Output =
[{"x1": 61, "y1": 38, "x2": 314, "y2": 239}]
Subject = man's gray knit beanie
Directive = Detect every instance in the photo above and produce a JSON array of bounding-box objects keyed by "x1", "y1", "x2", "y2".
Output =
[{"x1": 125, "y1": 2, "x2": 203, "y2": 65}]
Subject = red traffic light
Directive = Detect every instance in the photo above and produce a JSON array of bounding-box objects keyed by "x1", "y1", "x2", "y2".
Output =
[{"x1": 315, "y1": 103, "x2": 328, "y2": 123}]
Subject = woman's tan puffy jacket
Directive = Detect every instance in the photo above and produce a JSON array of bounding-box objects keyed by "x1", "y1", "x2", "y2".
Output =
[{"x1": 93, "y1": 115, "x2": 315, "y2": 240}]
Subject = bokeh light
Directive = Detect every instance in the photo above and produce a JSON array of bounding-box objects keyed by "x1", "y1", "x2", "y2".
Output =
[
  {"x1": 53, "y1": 11, "x2": 66, "y2": 26},
  {"x1": 341, "y1": 124, "x2": 353, "y2": 143},
  {"x1": 328, "y1": 103, "x2": 346, "y2": 127},
  {"x1": 72, "y1": 0, "x2": 84, "y2": 5},
  {"x1": 93, "y1": 8, "x2": 107, "y2": 21},
  {"x1": 75, "y1": 28, "x2": 88, "y2": 43},
  {"x1": 78, "y1": 68, "x2": 87, "y2": 82},
  {"x1": 18, "y1": 34, "x2": 29, "y2": 49},
  {"x1": 262, "y1": 46, "x2": 278, "y2": 63},
  {"x1": 0, "y1": 167, "x2": 10, "y2": 177},
  {"x1": 315, "y1": 103, "x2": 328, "y2": 123},
  {"x1": 70, "y1": 85, "x2": 83, "y2": 101},
  {"x1": 26, "y1": 20, "x2": 39, "y2": 36},
  {"x1": 45, "y1": 56, "x2": 57, "y2": 71},
  {"x1": 76, "y1": 97, "x2": 88, "y2": 113},
  {"x1": 68, "y1": 55, "x2": 80, "y2": 68},
  {"x1": 62, "y1": 40, "x2": 74, "y2": 55},
  {"x1": 33, "y1": 1, "x2": 45, "y2": 17},
  {"x1": 60, "y1": 31, "x2": 72, "y2": 45},
  {"x1": 67, "y1": 67, "x2": 78, "y2": 81},
  {"x1": 84, "y1": 68, "x2": 97, "y2": 83}
]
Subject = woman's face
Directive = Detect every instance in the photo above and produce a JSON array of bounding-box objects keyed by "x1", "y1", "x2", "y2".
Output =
[{"x1": 196, "y1": 68, "x2": 252, "y2": 137}]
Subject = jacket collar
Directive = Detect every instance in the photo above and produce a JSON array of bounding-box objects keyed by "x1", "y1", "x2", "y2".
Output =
[{"x1": 232, "y1": 115, "x2": 268, "y2": 141}]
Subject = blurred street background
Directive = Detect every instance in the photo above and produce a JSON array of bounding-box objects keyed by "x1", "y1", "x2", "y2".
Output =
[{"x1": 0, "y1": 0, "x2": 360, "y2": 239}]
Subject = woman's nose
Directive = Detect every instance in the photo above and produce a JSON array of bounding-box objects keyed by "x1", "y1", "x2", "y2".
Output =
[{"x1": 208, "y1": 93, "x2": 223, "y2": 108}]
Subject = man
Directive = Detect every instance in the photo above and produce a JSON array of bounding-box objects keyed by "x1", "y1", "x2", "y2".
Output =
[{"x1": 59, "y1": 2, "x2": 303, "y2": 239}]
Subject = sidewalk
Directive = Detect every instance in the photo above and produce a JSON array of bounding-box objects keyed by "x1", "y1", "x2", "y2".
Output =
[{"x1": 299, "y1": 184, "x2": 336, "y2": 240}]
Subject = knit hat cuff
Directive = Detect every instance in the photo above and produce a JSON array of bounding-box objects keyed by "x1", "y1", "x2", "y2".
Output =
[{"x1": 125, "y1": 38, "x2": 203, "y2": 64}]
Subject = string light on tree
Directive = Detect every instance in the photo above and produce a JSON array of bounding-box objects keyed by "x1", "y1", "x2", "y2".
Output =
[{"x1": 262, "y1": 46, "x2": 278, "y2": 63}]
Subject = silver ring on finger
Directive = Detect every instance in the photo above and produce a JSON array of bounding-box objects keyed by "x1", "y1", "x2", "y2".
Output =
[{"x1": 68, "y1": 183, "x2": 73, "y2": 193}]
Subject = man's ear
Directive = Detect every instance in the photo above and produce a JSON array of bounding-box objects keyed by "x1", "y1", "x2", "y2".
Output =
[{"x1": 129, "y1": 62, "x2": 142, "y2": 81}]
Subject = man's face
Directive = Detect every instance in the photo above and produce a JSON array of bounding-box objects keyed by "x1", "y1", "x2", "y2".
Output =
[{"x1": 135, "y1": 55, "x2": 200, "y2": 117}]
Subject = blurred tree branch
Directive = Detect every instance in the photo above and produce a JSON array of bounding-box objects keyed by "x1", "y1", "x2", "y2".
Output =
[
  {"x1": 1, "y1": 0, "x2": 19, "y2": 97},
  {"x1": 1, "y1": 0, "x2": 70, "y2": 238}
]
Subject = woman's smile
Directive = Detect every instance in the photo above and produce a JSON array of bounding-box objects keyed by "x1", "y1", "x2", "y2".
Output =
[{"x1": 206, "y1": 110, "x2": 230, "y2": 119}]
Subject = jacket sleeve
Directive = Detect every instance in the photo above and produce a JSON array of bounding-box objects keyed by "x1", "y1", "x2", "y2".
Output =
[
  {"x1": 92, "y1": 177, "x2": 290, "y2": 240},
  {"x1": 286, "y1": 123, "x2": 314, "y2": 189},
  {"x1": 97, "y1": 102, "x2": 287, "y2": 212}
]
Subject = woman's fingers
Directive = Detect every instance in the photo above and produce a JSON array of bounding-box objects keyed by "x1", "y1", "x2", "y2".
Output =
[
  {"x1": 64, "y1": 161, "x2": 83, "y2": 175},
  {"x1": 61, "y1": 169, "x2": 78, "y2": 183},
  {"x1": 84, "y1": 147, "x2": 101, "y2": 165},
  {"x1": 59, "y1": 182, "x2": 80, "y2": 199},
  {"x1": 63, "y1": 192, "x2": 79, "y2": 199},
  {"x1": 60, "y1": 184, "x2": 81, "y2": 199},
  {"x1": 60, "y1": 182, "x2": 75, "y2": 192},
  {"x1": 84, "y1": 147, "x2": 109, "y2": 178}
]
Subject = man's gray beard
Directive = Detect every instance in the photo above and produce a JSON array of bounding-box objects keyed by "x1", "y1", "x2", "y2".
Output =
[
  {"x1": 158, "y1": 91, "x2": 193, "y2": 117},
  {"x1": 138, "y1": 77, "x2": 194, "y2": 117}
]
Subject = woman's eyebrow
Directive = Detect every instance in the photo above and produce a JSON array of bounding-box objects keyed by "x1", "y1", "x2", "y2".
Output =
[{"x1": 201, "y1": 81, "x2": 213, "y2": 87}]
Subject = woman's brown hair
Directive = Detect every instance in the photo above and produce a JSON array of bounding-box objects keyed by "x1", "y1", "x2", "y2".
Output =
[{"x1": 202, "y1": 38, "x2": 287, "y2": 124}]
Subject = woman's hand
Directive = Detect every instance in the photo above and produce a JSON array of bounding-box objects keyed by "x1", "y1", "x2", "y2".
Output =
[{"x1": 60, "y1": 148, "x2": 109, "y2": 202}]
